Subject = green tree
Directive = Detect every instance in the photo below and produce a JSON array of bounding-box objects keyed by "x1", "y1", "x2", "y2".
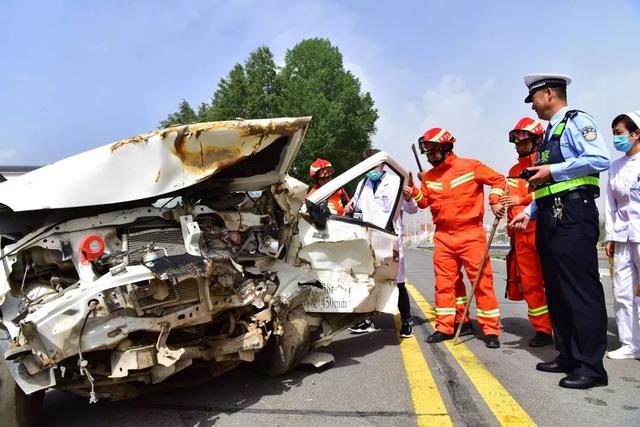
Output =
[
  {"x1": 159, "y1": 99, "x2": 198, "y2": 128},
  {"x1": 280, "y1": 38, "x2": 377, "y2": 180},
  {"x1": 204, "y1": 63, "x2": 249, "y2": 121},
  {"x1": 160, "y1": 39, "x2": 377, "y2": 182},
  {"x1": 199, "y1": 47, "x2": 281, "y2": 121},
  {"x1": 244, "y1": 46, "x2": 282, "y2": 118}
]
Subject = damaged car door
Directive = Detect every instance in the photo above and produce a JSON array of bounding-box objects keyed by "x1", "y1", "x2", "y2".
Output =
[{"x1": 298, "y1": 152, "x2": 409, "y2": 316}]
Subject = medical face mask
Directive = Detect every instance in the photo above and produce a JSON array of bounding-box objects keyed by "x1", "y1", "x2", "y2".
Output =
[
  {"x1": 613, "y1": 135, "x2": 633, "y2": 153},
  {"x1": 366, "y1": 169, "x2": 383, "y2": 181}
]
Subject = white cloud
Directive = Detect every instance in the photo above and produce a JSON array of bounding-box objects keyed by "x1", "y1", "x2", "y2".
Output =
[{"x1": 373, "y1": 74, "x2": 509, "y2": 176}]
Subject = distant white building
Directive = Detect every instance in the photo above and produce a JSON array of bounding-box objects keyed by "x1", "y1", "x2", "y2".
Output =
[{"x1": 0, "y1": 166, "x2": 40, "y2": 181}]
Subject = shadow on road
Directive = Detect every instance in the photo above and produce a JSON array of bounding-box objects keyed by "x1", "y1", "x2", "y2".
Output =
[
  {"x1": 501, "y1": 316, "x2": 623, "y2": 358},
  {"x1": 39, "y1": 315, "x2": 402, "y2": 426}
]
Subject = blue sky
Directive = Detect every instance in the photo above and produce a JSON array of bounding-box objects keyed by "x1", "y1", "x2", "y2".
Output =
[{"x1": 2, "y1": 0, "x2": 640, "y2": 178}]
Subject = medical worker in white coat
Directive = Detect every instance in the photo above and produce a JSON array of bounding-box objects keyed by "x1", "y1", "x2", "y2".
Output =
[
  {"x1": 605, "y1": 110, "x2": 640, "y2": 360},
  {"x1": 344, "y1": 148, "x2": 418, "y2": 337}
]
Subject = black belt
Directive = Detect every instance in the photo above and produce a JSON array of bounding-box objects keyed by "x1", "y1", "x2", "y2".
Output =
[{"x1": 536, "y1": 188, "x2": 595, "y2": 207}]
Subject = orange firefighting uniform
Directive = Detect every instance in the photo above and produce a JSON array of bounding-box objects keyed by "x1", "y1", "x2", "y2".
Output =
[
  {"x1": 507, "y1": 153, "x2": 552, "y2": 334},
  {"x1": 308, "y1": 185, "x2": 350, "y2": 216},
  {"x1": 412, "y1": 153, "x2": 505, "y2": 335}
]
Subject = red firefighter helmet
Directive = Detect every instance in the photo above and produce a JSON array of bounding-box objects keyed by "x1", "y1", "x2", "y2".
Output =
[
  {"x1": 309, "y1": 158, "x2": 334, "y2": 181},
  {"x1": 509, "y1": 117, "x2": 544, "y2": 143},
  {"x1": 418, "y1": 128, "x2": 456, "y2": 153}
]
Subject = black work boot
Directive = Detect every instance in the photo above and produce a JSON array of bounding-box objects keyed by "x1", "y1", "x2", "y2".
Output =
[
  {"x1": 454, "y1": 321, "x2": 474, "y2": 337},
  {"x1": 484, "y1": 334, "x2": 500, "y2": 348},
  {"x1": 426, "y1": 331, "x2": 454, "y2": 343},
  {"x1": 528, "y1": 332, "x2": 553, "y2": 347}
]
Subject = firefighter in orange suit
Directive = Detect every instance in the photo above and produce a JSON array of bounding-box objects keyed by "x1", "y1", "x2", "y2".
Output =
[
  {"x1": 502, "y1": 117, "x2": 554, "y2": 347},
  {"x1": 307, "y1": 158, "x2": 350, "y2": 216},
  {"x1": 412, "y1": 128, "x2": 505, "y2": 348}
]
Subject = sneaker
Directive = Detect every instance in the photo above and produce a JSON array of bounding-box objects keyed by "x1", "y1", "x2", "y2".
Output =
[
  {"x1": 348, "y1": 318, "x2": 375, "y2": 334},
  {"x1": 607, "y1": 346, "x2": 640, "y2": 360},
  {"x1": 399, "y1": 320, "x2": 413, "y2": 338},
  {"x1": 485, "y1": 334, "x2": 500, "y2": 349},
  {"x1": 426, "y1": 331, "x2": 454, "y2": 343},
  {"x1": 529, "y1": 332, "x2": 554, "y2": 347}
]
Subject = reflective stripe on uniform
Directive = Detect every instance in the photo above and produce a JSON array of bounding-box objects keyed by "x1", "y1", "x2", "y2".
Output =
[
  {"x1": 476, "y1": 308, "x2": 500, "y2": 318},
  {"x1": 455, "y1": 296, "x2": 468, "y2": 304},
  {"x1": 426, "y1": 181, "x2": 443, "y2": 190},
  {"x1": 507, "y1": 178, "x2": 519, "y2": 187},
  {"x1": 552, "y1": 122, "x2": 567, "y2": 137},
  {"x1": 435, "y1": 307, "x2": 456, "y2": 315},
  {"x1": 527, "y1": 305, "x2": 549, "y2": 316},
  {"x1": 413, "y1": 189, "x2": 424, "y2": 202},
  {"x1": 532, "y1": 176, "x2": 599, "y2": 200},
  {"x1": 489, "y1": 188, "x2": 505, "y2": 196},
  {"x1": 450, "y1": 172, "x2": 475, "y2": 188}
]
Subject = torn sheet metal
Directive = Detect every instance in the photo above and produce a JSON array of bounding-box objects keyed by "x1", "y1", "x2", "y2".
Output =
[
  {"x1": 300, "y1": 351, "x2": 334, "y2": 368},
  {"x1": 272, "y1": 176, "x2": 308, "y2": 224},
  {"x1": 0, "y1": 117, "x2": 311, "y2": 212}
]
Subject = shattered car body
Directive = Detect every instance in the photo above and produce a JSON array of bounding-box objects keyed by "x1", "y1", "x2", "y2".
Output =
[{"x1": 0, "y1": 117, "x2": 409, "y2": 410}]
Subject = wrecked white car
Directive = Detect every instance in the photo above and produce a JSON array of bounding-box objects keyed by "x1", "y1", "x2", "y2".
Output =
[{"x1": 0, "y1": 117, "x2": 409, "y2": 425}]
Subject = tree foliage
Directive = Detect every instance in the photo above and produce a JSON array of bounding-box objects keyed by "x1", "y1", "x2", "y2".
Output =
[
  {"x1": 159, "y1": 99, "x2": 197, "y2": 128},
  {"x1": 161, "y1": 39, "x2": 377, "y2": 182}
]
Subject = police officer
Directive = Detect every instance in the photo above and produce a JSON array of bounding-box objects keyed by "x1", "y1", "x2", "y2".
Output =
[{"x1": 510, "y1": 74, "x2": 611, "y2": 389}]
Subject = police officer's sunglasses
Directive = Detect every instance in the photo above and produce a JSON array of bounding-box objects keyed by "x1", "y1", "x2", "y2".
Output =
[{"x1": 417, "y1": 137, "x2": 439, "y2": 153}]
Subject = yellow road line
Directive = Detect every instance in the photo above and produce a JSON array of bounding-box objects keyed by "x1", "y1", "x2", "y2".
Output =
[
  {"x1": 406, "y1": 282, "x2": 537, "y2": 427},
  {"x1": 393, "y1": 314, "x2": 453, "y2": 427}
]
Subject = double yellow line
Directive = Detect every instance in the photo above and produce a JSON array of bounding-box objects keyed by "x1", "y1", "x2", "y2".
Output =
[
  {"x1": 394, "y1": 282, "x2": 536, "y2": 427},
  {"x1": 393, "y1": 314, "x2": 452, "y2": 426}
]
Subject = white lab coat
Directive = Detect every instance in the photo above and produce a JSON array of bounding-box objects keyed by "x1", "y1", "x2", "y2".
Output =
[
  {"x1": 605, "y1": 153, "x2": 640, "y2": 352},
  {"x1": 351, "y1": 172, "x2": 417, "y2": 282},
  {"x1": 605, "y1": 153, "x2": 640, "y2": 243}
]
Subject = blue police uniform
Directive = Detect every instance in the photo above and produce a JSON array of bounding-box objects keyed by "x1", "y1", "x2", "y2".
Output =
[{"x1": 522, "y1": 75, "x2": 611, "y2": 387}]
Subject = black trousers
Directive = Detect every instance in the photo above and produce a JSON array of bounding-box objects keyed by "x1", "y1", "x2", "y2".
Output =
[
  {"x1": 535, "y1": 194, "x2": 608, "y2": 378},
  {"x1": 397, "y1": 282, "x2": 411, "y2": 321}
]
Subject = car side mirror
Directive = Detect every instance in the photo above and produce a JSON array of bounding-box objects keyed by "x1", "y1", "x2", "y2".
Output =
[{"x1": 304, "y1": 199, "x2": 330, "y2": 230}]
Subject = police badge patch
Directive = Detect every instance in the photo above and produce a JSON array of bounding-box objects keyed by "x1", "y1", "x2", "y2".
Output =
[{"x1": 581, "y1": 126, "x2": 597, "y2": 141}]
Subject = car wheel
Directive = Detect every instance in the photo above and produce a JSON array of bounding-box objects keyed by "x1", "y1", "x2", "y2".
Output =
[
  {"x1": 0, "y1": 357, "x2": 44, "y2": 427},
  {"x1": 254, "y1": 306, "x2": 311, "y2": 376}
]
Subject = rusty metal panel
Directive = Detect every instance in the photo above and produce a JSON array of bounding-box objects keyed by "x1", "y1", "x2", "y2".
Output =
[{"x1": 0, "y1": 117, "x2": 311, "y2": 212}]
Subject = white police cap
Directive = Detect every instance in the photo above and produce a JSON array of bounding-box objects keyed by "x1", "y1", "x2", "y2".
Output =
[{"x1": 523, "y1": 73, "x2": 573, "y2": 103}]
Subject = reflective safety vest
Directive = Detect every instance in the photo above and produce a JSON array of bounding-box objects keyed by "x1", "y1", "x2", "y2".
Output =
[{"x1": 533, "y1": 109, "x2": 600, "y2": 200}]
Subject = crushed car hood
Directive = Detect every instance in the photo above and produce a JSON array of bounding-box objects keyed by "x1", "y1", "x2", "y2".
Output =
[{"x1": 0, "y1": 117, "x2": 311, "y2": 213}]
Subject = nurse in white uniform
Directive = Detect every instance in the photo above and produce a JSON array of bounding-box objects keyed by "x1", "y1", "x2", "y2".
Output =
[{"x1": 605, "y1": 110, "x2": 640, "y2": 359}]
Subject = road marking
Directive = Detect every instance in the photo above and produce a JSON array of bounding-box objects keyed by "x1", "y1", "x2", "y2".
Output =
[
  {"x1": 393, "y1": 315, "x2": 453, "y2": 427},
  {"x1": 406, "y1": 282, "x2": 537, "y2": 427}
]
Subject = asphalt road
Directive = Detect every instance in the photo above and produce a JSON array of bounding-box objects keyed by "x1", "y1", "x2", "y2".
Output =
[{"x1": 38, "y1": 249, "x2": 640, "y2": 426}]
